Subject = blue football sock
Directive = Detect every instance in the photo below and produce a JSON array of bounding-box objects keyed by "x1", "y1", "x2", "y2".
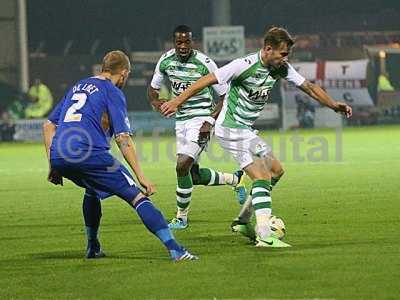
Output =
[
  {"x1": 85, "y1": 226, "x2": 98, "y2": 241},
  {"x1": 82, "y1": 192, "x2": 102, "y2": 242},
  {"x1": 133, "y1": 197, "x2": 182, "y2": 253}
]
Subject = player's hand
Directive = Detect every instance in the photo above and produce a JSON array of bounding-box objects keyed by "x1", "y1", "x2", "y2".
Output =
[
  {"x1": 198, "y1": 121, "x2": 213, "y2": 148},
  {"x1": 151, "y1": 100, "x2": 164, "y2": 113},
  {"x1": 334, "y1": 102, "x2": 352, "y2": 118},
  {"x1": 160, "y1": 99, "x2": 179, "y2": 118},
  {"x1": 139, "y1": 177, "x2": 156, "y2": 196},
  {"x1": 48, "y1": 169, "x2": 63, "y2": 186}
]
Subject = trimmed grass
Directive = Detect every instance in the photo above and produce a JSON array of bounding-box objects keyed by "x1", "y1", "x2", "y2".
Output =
[{"x1": 0, "y1": 126, "x2": 399, "y2": 299}]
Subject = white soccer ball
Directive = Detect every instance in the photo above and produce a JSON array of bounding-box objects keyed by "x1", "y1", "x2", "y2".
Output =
[{"x1": 269, "y1": 215, "x2": 286, "y2": 240}]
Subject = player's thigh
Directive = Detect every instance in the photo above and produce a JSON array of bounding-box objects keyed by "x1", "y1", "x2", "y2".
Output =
[
  {"x1": 175, "y1": 121, "x2": 195, "y2": 157},
  {"x1": 247, "y1": 135, "x2": 283, "y2": 176},
  {"x1": 243, "y1": 159, "x2": 271, "y2": 181},
  {"x1": 82, "y1": 159, "x2": 141, "y2": 203},
  {"x1": 215, "y1": 126, "x2": 255, "y2": 169},
  {"x1": 246, "y1": 131, "x2": 279, "y2": 175},
  {"x1": 176, "y1": 118, "x2": 211, "y2": 160},
  {"x1": 248, "y1": 152, "x2": 283, "y2": 176},
  {"x1": 51, "y1": 156, "x2": 140, "y2": 202},
  {"x1": 263, "y1": 153, "x2": 284, "y2": 176},
  {"x1": 175, "y1": 121, "x2": 186, "y2": 148},
  {"x1": 184, "y1": 116, "x2": 214, "y2": 142},
  {"x1": 51, "y1": 159, "x2": 89, "y2": 189}
]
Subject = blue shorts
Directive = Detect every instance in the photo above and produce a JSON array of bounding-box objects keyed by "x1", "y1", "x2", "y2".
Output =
[{"x1": 50, "y1": 152, "x2": 141, "y2": 202}]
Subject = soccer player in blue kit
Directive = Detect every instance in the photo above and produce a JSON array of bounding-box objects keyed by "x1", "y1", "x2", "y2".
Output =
[{"x1": 42, "y1": 50, "x2": 198, "y2": 261}]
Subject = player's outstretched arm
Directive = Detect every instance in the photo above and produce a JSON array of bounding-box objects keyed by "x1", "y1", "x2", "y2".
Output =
[
  {"x1": 115, "y1": 133, "x2": 156, "y2": 196},
  {"x1": 298, "y1": 80, "x2": 352, "y2": 118},
  {"x1": 160, "y1": 73, "x2": 218, "y2": 117}
]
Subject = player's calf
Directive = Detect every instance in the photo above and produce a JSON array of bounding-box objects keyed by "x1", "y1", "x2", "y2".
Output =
[
  {"x1": 262, "y1": 155, "x2": 285, "y2": 189},
  {"x1": 174, "y1": 155, "x2": 194, "y2": 225},
  {"x1": 83, "y1": 192, "x2": 106, "y2": 259},
  {"x1": 132, "y1": 195, "x2": 198, "y2": 261}
]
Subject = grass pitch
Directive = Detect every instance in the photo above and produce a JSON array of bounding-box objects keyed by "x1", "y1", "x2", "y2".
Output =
[{"x1": 0, "y1": 125, "x2": 399, "y2": 300}]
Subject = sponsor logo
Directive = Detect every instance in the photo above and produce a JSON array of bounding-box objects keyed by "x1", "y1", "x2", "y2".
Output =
[
  {"x1": 171, "y1": 81, "x2": 191, "y2": 92},
  {"x1": 248, "y1": 88, "x2": 270, "y2": 103}
]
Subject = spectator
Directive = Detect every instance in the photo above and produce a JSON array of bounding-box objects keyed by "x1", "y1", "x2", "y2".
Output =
[
  {"x1": 295, "y1": 94, "x2": 315, "y2": 128},
  {"x1": 25, "y1": 78, "x2": 53, "y2": 118},
  {"x1": 378, "y1": 72, "x2": 395, "y2": 92},
  {"x1": 0, "y1": 81, "x2": 26, "y2": 119},
  {"x1": 0, "y1": 111, "x2": 15, "y2": 141}
]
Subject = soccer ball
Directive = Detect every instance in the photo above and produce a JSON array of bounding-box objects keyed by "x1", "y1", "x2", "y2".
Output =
[{"x1": 269, "y1": 215, "x2": 286, "y2": 240}]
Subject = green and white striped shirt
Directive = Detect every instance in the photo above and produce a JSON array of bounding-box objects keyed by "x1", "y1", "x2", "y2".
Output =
[
  {"x1": 215, "y1": 51, "x2": 305, "y2": 129},
  {"x1": 151, "y1": 49, "x2": 227, "y2": 121}
]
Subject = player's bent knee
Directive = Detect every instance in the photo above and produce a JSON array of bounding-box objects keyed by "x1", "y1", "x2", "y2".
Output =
[
  {"x1": 252, "y1": 174, "x2": 271, "y2": 181},
  {"x1": 244, "y1": 162, "x2": 271, "y2": 181},
  {"x1": 131, "y1": 192, "x2": 146, "y2": 206},
  {"x1": 176, "y1": 160, "x2": 192, "y2": 177},
  {"x1": 246, "y1": 170, "x2": 271, "y2": 181}
]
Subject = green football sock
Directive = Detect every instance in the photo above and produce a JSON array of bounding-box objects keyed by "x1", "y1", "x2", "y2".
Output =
[
  {"x1": 176, "y1": 174, "x2": 193, "y2": 220},
  {"x1": 197, "y1": 168, "x2": 237, "y2": 186},
  {"x1": 251, "y1": 179, "x2": 272, "y2": 239}
]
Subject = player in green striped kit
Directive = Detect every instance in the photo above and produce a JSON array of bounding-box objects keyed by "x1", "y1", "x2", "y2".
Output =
[
  {"x1": 161, "y1": 27, "x2": 352, "y2": 247},
  {"x1": 148, "y1": 25, "x2": 246, "y2": 230}
]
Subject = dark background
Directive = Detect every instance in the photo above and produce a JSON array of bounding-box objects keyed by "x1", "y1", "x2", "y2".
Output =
[{"x1": 27, "y1": 0, "x2": 400, "y2": 54}]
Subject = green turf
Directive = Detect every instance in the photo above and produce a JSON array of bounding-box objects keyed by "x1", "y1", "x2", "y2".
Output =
[{"x1": 0, "y1": 125, "x2": 399, "y2": 300}]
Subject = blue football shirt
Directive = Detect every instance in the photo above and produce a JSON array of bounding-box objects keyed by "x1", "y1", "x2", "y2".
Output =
[{"x1": 48, "y1": 76, "x2": 132, "y2": 160}]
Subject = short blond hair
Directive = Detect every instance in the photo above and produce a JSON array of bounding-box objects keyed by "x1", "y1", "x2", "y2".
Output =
[{"x1": 101, "y1": 50, "x2": 130, "y2": 74}]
